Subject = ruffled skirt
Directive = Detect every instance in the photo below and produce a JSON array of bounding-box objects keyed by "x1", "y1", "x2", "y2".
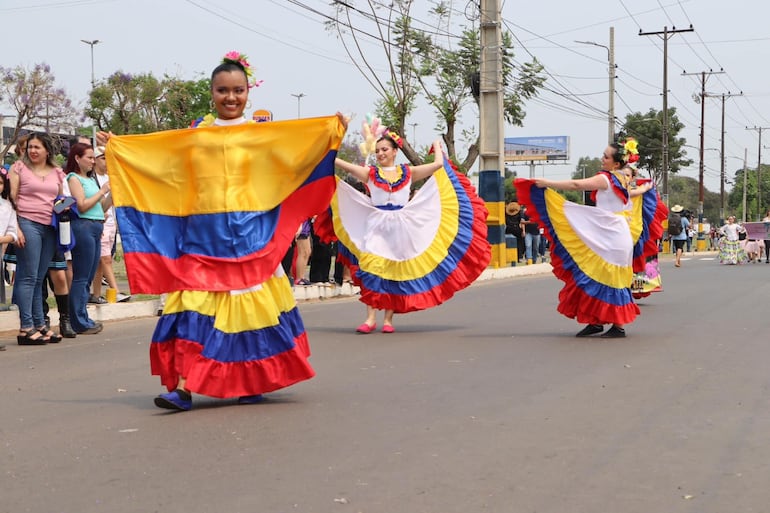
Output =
[
  {"x1": 718, "y1": 238, "x2": 747, "y2": 265},
  {"x1": 330, "y1": 164, "x2": 490, "y2": 313},
  {"x1": 515, "y1": 179, "x2": 639, "y2": 325},
  {"x1": 150, "y1": 266, "x2": 313, "y2": 398}
]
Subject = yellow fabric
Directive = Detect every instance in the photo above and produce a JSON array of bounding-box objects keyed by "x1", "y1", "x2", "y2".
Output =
[
  {"x1": 545, "y1": 189, "x2": 632, "y2": 288},
  {"x1": 106, "y1": 116, "x2": 345, "y2": 216},
  {"x1": 332, "y1": 169, "x2": 460, "y2": 280},
  {"x1": 162, "y1": 274, "x2": 297, "y2": 333},
  {"x1": 627, "y1": 194, "x2": 645, "y2": 245}
]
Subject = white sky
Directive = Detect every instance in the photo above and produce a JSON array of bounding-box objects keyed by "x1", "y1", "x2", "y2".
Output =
[{"x1": 3, "y1": 0, "x2": 769, "y2": 193}]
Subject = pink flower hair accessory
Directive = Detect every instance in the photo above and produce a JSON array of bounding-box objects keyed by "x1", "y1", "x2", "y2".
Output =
[{"x1": 222, "y1": 51, "x2": 263, "y2": 89}]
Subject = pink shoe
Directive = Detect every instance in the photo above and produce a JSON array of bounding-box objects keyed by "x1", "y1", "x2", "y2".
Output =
[
  {"x1": 356, "y1": 323, "x2": 376, "y2": 334},
  {"x1": 381, "y1": 325, "x2": 395, "y2": 334}
]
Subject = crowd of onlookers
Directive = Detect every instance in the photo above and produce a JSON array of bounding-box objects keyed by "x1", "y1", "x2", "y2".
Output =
[
  {"x1": 282, "y1": 217, "x2": 352, "y2": 286},
  {"x1": 0, "y1": 133, "x2": 129, "y2": 350}
]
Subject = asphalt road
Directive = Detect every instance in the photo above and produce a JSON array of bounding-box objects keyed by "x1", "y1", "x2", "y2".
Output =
[{"x1": 2, "y1": 254, "x2": 769, "y2": 513}]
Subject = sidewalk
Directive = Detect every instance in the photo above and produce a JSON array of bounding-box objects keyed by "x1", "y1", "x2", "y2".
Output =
[{"x1": 0, "y1": 262, "x2": 554, "y2": 333}]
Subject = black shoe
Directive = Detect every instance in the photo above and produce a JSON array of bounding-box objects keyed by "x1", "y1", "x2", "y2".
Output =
[
  {"x1": 600, "y1": 326, "x2": 626, "y2": 338},
  {"x1": 17, "y1": 329, "x2": 47, "y2": 345},
  {"x1": 59, "y1": 316, "x2": 77, "y2": 338},
  {"x1": 576, "y1": 324, "x2": 604, "y2": 337}
]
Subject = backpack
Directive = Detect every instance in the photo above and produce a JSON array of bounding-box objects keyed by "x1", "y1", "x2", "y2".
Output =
[{"x1": 668, "y1": 213, "x2": 682, "y2": 236}]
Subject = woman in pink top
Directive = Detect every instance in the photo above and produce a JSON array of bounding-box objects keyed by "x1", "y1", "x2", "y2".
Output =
[{"x1": 10, "y1": 132, "x2": 64, "y2": 345}]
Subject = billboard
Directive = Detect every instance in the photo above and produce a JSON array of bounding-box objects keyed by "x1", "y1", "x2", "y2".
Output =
[{"x1": 504, "y1": 135, "x2": 570, "y2": 162}]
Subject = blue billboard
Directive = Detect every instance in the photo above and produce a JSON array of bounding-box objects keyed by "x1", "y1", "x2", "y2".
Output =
[{"x1": 504, "y1": 136, "x2": 570, "y2": 162}]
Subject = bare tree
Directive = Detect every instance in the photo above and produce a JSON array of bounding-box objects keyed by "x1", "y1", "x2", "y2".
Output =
[{"x1": 0, "y1": 63, "x2": 79, "y2": 159}]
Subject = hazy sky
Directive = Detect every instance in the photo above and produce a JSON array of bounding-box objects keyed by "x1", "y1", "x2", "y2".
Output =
[{"x1": 3, "y1": 0, "x2": 769, "y2": 193}]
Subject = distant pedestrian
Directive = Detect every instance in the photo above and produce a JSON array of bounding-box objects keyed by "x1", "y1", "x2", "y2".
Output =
[{"x1": 669, "y1": 205, "x2": 689, "y2": 267}]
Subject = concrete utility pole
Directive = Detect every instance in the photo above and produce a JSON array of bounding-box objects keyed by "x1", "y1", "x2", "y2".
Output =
[
  {"x1": 746, "y1": 126, "x2": 769, "y2": 221},
  {"x1": 708, "y1": 92, "x2": 742, "y2": 225},
  {"x1": 575, "y1": 26, "x2": 615, "y2": 143},
  {"x1": 478, "y1": 0, "x2": 504, "y2": 175},
  {"x1": 682, "y1": 68, "x2": 724, "y2": 250},
  {"x1": 478, "y1": 0, "x2": 506, "y2": 268},
  {"x1": 639, "y1": 25, "x2": 693, "y2": 207},
  {"x1": 742, "y1": 148, "x2": 748, "y2": 222}
]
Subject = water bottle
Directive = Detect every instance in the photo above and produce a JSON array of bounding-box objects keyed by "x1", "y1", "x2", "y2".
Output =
[{"x1": 59, "y1": 211, "x2": 71, "y2": 246}]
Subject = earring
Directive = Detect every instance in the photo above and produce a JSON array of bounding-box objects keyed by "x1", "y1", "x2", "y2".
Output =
[
  {"x1": 209, "y1": 100, "x2": 215, "y2": 111},
  {"x1": 246, "y1": 101, "x2": 252, "y2": 109}
]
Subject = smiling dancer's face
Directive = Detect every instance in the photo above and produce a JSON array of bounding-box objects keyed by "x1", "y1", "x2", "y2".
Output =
[{"x1": 211, "y1": 70, "x2": 249, "y2": 120}]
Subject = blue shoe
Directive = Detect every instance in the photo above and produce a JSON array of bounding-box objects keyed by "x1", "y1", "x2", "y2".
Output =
[
  {"x1": 238, "y1": 394, "x2": 265, "y2": 405},
  {"x1": 154, "y1": 390, "x2": 192, "y2": 411}
]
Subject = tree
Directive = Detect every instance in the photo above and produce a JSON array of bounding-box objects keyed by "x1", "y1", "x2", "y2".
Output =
[
  {"x1": 619, "y1": 108, "x2": 693, "y2": 182},
  {"x1": 572, "y1": 156, "x2": 602, "y2": 180},
  {"x1": 86, "y1": 72, "x2": 211, "y2": 135},
  {"x1": 327, "y1": 0, "x2": 544, "y2": 171},
  {"x1": 727, "y1": 163, "x2": 770, "y2": 222},
  {"x1": 0, "y1": 62, "x2": 79, "y2": 159}
]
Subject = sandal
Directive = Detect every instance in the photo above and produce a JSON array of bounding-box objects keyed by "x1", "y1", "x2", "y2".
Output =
[
  {"x1": 39, "y1": 328, "x2": 62, "y2": 344},
  {"x1": 17, "y1": 329, "x2": 47, "y2": 346}
]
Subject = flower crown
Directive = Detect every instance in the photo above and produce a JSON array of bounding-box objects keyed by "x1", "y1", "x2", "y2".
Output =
[
  {"x1": 620, "y1": 137, "x2": 640, "y2": 166},
  {"x1": 222, "y1": 51, "x2": 263, "y2": 89},
  {"x1": 381, "y1": 130, "x2": 403, "y2": 149}
]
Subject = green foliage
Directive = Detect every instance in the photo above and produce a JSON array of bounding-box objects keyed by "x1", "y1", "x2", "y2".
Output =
[
  {"x1": 727, "y1": 163, "x2": 770, "y2": 221},
  {"x1": 619, "y1": 108, "x2": 693, "y2": 181},
  {"x1": 572, "y1": 157, "x2": 602, "y2": 179},
  {"x1": 667, "y1": 175, "x2": 721, "y2": 224},
  {"x1": 86, "y1": 72, "x2": 211, "y2": 134},
  {"x1": 327, "y1": 1, "x2": 545, "y2": 171}
]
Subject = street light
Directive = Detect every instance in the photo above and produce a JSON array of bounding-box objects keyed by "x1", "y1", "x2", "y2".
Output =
[
  {"x1": 409, "y1": 122, "x2": 418, "y2": 144},
  {"x1": 290, "y1": 93, "x2": 305, "y2": 119},
  {"x1": 81, "y1": 39, "x2": 101, "y2": 147},
  {"x1": 575, "y1": 27, "x2": 615, "y2": 144}
]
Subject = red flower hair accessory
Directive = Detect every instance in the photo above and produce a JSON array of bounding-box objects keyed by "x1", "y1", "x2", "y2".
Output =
[{"x1": 382, "y1": 130, "x2": 403, "y2": 149}]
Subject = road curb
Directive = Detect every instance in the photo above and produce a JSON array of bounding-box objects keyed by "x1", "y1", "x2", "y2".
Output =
[{"x1": 0, "y1": 263, "x2": 552, "y2": 333}]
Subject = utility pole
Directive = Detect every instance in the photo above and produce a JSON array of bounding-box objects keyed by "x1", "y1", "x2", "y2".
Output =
[
  {"x1": 682, "y1": 68, "x2": 724, "y2": 251},
  {"x1": 639, "y1": 25, "x2": 693, "y2": 207},
  {"x1": 575, "y1": 26, "x2": 615, "y2": 143},
  {"x1": 478, "y1": 0, "x2": 506, "y2": 268},
  {"x1": 742, "y1": 148, "x2": 748, "y2": 222},
  {"x1": 704, "y1": 92, "x2": 742, "y2": 225},
  {"x1": 746, "y1": 126, "x2": 769, "y2": 221}
]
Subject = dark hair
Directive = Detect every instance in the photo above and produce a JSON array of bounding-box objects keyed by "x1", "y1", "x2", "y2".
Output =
[
  {"x1": 64, "y1": 142, "x2": 93, "y2": 175},
  {"x1": 24, "y1": 132, "x2": 58, "y2": 168},
  {"x1": 608, "y1": 142, "x2": 624, "y2": 165},
  {"x1": 0, "y1": 171, "x2": 10, "y2": 201},
  {"x1": 210, "y1": 61, "x2": 248, "y2": 87}
]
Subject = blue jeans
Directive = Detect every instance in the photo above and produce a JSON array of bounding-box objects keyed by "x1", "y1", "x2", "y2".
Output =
[
  {"x1": 69, "y1": 218, "x2": 103, "y2": 332},
  {"x1": 525, "y1": 232, "x2": 541, "y2": 262},
  {"x1": 14, "y1": 218, "x2": 57, "y2": 329}
]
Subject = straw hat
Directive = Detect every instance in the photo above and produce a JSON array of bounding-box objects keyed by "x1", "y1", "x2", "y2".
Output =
[
  {"x1": 506, "y1": 202, "x2": 521, "y2": 216},
  {"x1": 94, "y1": 146, "x2": 106, "y2": 158},
  {"x1": 671, "y1": 204, "x2": 684, "y2": 213}
]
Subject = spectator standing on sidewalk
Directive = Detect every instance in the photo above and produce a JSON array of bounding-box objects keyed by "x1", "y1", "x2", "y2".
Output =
[
  {"x1": 520, "y1": 204, "x2": 541, "y2": 265},
  {"x1": 90, "y1": 146, "x2": 129, "y2": 303}
]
